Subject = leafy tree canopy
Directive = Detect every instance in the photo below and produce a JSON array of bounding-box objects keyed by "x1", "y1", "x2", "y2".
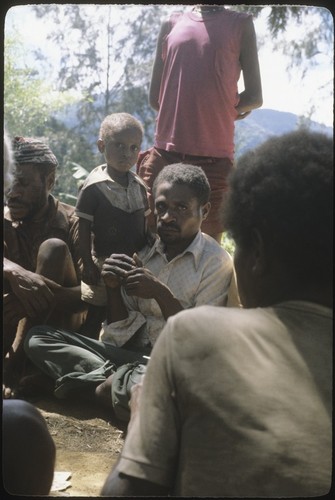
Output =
[
  {"x1": 4, "y1": 33, "x2": 79, "y2": 136},
  {"x1": 4, "y1": 4, "x2": 333, "y2": 205}
]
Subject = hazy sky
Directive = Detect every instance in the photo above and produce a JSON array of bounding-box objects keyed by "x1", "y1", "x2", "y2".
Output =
[
  {"x1": 5, "y1": 4, "x2": 334, "y2": 127},
  {"x1": 254, "y1": 5, "x2": 333, "y2": 128}
]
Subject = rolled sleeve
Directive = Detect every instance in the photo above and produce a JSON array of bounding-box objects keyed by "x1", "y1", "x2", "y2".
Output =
[{"x1": 74, "y1": 209, "x2": 94, "y2": 222}]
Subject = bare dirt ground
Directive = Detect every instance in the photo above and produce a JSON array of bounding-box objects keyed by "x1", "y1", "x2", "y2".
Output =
[{"x1": 33, "y1": 396, "x2": 127, "y2": 497}]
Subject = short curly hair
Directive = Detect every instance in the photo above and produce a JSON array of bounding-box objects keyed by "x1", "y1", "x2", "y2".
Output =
[
  {"x1": 153, "y1": 163, "x2": 210, "y2": 205},
  {"x1": 99, "y1": 113, "x2": 144, "y2": 141},
  {"x1": 223, "y1": 129, "x2": 333, "y2": 285}
]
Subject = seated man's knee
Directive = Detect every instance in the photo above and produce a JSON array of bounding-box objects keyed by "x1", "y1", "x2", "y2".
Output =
[
  {"x1": 38, "y1": 238, "x2": 70, "y2": 263},
  {"x1": 23, "y1": 326, "x2": 46, "y2": 355},
  {"x1": 37, "y1": 238, "x2": 77, "y2": 286}
]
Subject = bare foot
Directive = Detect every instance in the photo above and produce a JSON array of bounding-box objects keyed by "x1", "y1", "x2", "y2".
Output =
[
  {"x1": 3, "y1": 384, "x2": 16, "y2": 399},
  {"x1": 95, "y1": 374, "x2": 114, "y2": 409},
  {"x1": 2, "y1": 365, "x2": 20, "y2": 399}
]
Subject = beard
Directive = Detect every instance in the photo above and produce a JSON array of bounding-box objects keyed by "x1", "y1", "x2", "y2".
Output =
[{"x1": 8, "y1": 193, "x2": 48, "y2": 222}]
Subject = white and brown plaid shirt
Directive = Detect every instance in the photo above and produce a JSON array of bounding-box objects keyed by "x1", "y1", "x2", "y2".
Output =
[{"x1": 100, "y1": 231, "x2": 237, "y2": 348}]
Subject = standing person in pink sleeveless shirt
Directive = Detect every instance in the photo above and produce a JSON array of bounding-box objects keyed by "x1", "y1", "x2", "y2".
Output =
[{"x1": 138, "y1": 4, "x2": 263, "y2": 243}]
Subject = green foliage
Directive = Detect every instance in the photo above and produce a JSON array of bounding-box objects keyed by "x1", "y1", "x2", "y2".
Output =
[
  {"x1": 233, "y1": 5, "x2": 333, "y2": 86},
  {"x1": 4, "y1": 33, "x2": 78, "y2": 137},
  {"x1": 221, "y1": 233, "x2": 236, "y2": 257},
  {"x1": 48, "y1": 126, "x2": 99, "y2": 204},
  {"x1": 4, "y1": 32, "x2": 99, "y2": 204},
  {"x1": 71, "y1": 163, "x2": 90, "y2": 182},
  {"x1": 233, "y1": 5, "x2": 332, "y2": 51},
  {"x1": 269, "y1": 7, "x2": 333, "y2": 74}
]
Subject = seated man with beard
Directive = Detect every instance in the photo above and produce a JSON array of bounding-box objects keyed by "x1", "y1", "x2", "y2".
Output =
[{"x1": 3, "y1": 136, "x2": 86, "y2": 397}]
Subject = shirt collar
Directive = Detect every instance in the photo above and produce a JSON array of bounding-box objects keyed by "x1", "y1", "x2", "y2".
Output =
[
  {"x1": 83, "y1": 164, "x2": 140, "y2": 189},
  {"x1": 141, "y1": 230, "x2": 205, "y2": 270},
  {"x1": 82, "y1": 164, "x2": 118, "y2": 187}
]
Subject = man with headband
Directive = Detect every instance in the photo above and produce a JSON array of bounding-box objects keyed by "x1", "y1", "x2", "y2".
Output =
[{"x1": 3, "y1": 136, "x2": 86, "y2": 398}]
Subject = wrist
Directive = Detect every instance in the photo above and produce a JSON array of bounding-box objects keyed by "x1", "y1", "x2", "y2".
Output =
[
  {"x1": 4, "y1": 258, "x2": 19, "y2": 276},
  {"x1": 154, "y1": 282, "x2": 174, "y2": 305},
  {"x1": 106, "y1": 282, "x2": 122, "y2": 292}
]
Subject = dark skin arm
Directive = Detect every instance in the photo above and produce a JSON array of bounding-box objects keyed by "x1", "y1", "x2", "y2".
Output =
[
  {"x1": 51, "y1": 283, "x2": 84, "y2": 311},
  {"x1": 78, "y1": 217, "x2": 101, "y2": 285},
  {"x1": 4, "y1": 257, "x2": 59, "y2": 318},
  {"x1": 3, "y1": 258, "x2": 85, "y2": 325},
  {"x1": 235, "y1": 17, "x2": 263, "y2": 120},
  {"x1": 4, "y1": 235, "x2": 86, "y2": 322},
  {"x1": 101, "y1": 254, "x2": 137, "y2": 324},
  {"x1": 101, "y1": 458, "x2": 170, "y2": 496},
  {"x1": 149, "y1": 19, "x2": 171, "y2": 111}
]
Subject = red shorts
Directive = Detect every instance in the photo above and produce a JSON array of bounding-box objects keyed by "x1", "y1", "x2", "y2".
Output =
[{"x1": 137, "y1": 147, "x2": 234, "y2": 235}]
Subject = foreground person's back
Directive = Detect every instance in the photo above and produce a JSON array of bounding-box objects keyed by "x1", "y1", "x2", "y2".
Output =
[
  {"x1": 101, "y1": 129, "x2": 333, "y2": 497},
  {"x1": 139, "y1": 301, "x2": 331, "y2": 496}
]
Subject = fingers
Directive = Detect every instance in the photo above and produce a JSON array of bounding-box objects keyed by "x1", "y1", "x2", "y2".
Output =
[
  {"x1": 107, "y1": 253, "x2": 136, "y2": 263},
  {"x1": 236, "y1": 110, "x2": 251, "y2": 120},
  {"x1": 102, "y1": 254, "x2": 137, "y2": 278},
  {"x1": 132, "y1": 253, "x2": 143, "y2": 267},
  {"x1": 23, "y1": 287, "x2": 54, "y2": 317},
  {"x1": 123, "y1": 281, "x2": 140, "y2": 295},
  {"x1": 123, "y1": 270, "x2": 155, "y2": 298},
  {"x1": 7, "y1": 270, "x2": 57, "y2": 319},
  {"x1": 16, "y1": 282, "x2": 54, "y2": 317},
  {"x1": 101, "y1": 257, "x2": 131, "y2": 289},
  {"x1": 4, "y1": 285, "x2": 53, "y2": 320},
  {"x1": 102, "y1": 254, "x2": 146, "y2": 291}
]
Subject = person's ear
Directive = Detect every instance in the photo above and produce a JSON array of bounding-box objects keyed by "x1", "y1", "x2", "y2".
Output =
[
  {"x1": 250, "y1": 228, "x2": 267, "y2": 276},
  {"x1": 97, "y1": 139, "x2": 105, "y2": 154},
  {"x1": 46, "y1": 172, "x2": 56, "y2": 192},
  {"x1": 201, "y1": 202, "x2": 211, "y2": 221}
]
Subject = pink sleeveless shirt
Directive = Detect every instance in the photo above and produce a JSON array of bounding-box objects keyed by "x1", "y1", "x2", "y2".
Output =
[{"x1": 154, "y1": 9, "x2": 250, "y2": 159}]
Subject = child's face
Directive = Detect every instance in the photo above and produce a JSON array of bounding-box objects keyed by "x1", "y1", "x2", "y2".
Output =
[{"x1": 98, "y1": 127, "x2": 142, "y2": 174}]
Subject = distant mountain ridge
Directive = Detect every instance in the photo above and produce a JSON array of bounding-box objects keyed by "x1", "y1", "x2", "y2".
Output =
[
  {"x1": 56, "y1": 105, "x2": 333, "y2": 155},
  {"x1": 234, "y1": 108, "x2": 333, "y2": 157}
]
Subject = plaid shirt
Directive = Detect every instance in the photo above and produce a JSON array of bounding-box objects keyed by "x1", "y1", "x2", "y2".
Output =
[{"x1": 100, "y1": 231, "x2": 234, "y2": 348}]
